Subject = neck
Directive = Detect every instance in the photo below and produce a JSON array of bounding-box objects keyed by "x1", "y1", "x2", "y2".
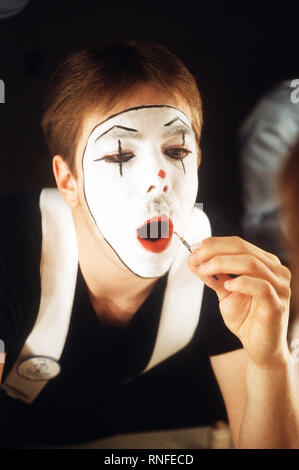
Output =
[{"x1": 73, "y1": 208, "x2": 158, "y2": 314}]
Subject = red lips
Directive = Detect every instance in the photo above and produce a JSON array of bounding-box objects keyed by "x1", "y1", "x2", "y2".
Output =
[{"x1": 137, "y1": 215, "x2": 173, "y2": 253}]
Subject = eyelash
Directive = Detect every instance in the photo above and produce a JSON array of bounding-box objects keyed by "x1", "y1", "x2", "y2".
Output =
[
  {"x1": 164, "y1": 147, "x2": 191, "y2": 160},
  {"x1": 98, "y1": 147, "x2": 191, "y2": 164},
  {"x1": 94, "y1": 146, "x2": 191, "y2": 177},
  {"x1": 101, "y1": 153, "x2": 134, "y2": 163}
]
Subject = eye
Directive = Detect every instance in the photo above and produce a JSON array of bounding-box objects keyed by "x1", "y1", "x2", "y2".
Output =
[
  {"x1": 95, "y1": 152, "x2": 135, "y2": 163},
  {"x1": 164, "y1": 147, "x2": 191, "y2": 160},
  {"x1": 93, "y1": 152, "x2": 135, "y2": 177}
]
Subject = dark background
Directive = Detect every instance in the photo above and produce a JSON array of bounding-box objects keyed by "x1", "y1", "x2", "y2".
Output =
[{"x1": 0, "y1": 0, "x2": 298, "y2": 227}]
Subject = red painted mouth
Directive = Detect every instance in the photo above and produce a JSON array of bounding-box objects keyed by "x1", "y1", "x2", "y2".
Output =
[{"x1": 137, "y1": 215, "x2": 173, "y2": 253}]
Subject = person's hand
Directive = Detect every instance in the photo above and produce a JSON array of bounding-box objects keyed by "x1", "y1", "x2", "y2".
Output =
[{"x1": 188, "y1": 236, "x2": 291, "y2": 367}]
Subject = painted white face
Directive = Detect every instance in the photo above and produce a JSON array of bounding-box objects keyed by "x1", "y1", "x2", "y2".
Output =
[{"x1": 82, "y1": 105, "x2": 198, "y2": 278}]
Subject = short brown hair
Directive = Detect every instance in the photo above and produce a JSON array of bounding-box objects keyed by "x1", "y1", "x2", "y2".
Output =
[{"x1": 41, "y1": 40, "x2": 203, "y2": 176}]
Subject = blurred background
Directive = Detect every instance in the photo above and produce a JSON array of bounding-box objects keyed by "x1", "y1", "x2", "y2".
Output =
[
  {"x1": 0, "y1": 0, "x2": 298, "y2": 228},
  {"x1": 0, "y1": 0, "x2": 298, "y2": 447}
]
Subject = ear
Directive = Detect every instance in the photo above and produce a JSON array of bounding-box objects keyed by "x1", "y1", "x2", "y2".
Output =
[{"x1": 52, "y1": 155, "x2": 80, "y2": 208}]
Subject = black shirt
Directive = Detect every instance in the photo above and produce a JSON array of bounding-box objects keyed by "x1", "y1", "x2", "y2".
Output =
[{"x1": 0, "y1": 190, "x2": 242, "y2": 447}]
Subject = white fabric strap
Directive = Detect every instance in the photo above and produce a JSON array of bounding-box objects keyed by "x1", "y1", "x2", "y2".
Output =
[
  {"x1": 2, "y1": 189, "x2": 211, "y2": 403},
  {"x1": 2, "y1": 189, "x2": 78, "y2": 403}
]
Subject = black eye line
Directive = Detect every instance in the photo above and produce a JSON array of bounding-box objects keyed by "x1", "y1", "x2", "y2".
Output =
[
  {"x1": 164, "y1": 145, "x2": 190, "y2": 173},
  {"x1": 93, "y1": 143, "x2": 134, "y2": 170},
  {"x1": 180, "y1": 158, "x2": 186, "y2": 174},
  {"x1": 94, "y1": 138, "x2": 189, "y2": 176},
  {"x1": 118, "y1": 139, "x2": 123, "y2": 177},
  {"x1": 180, "y1": 132, "x2": 186, "y2": 174}
]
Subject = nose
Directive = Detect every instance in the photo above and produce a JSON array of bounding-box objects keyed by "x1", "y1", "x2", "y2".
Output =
[{"x1": 147, "y1": 169, "x2": 169, "y2": 194}]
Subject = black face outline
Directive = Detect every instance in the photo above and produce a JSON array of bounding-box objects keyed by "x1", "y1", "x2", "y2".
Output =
[
  {"x1": 82, "y1": 105, "x2": 195, "y2": 279},
  {"x1": 82, "y1": 104, "x2": 193, "y2": 160},
  {"x1": 94, "y1": 125, "x2": 138, "y2": 143}
]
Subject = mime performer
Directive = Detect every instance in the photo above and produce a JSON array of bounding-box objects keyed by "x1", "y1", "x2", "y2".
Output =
[{"x1": 0, "y1": 40, "x2": 298, "y2": 449}]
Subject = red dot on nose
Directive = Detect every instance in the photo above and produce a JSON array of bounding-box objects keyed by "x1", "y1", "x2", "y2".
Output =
[{"x1": 158, "y1": 169, "x2": 166, "y2": 179}]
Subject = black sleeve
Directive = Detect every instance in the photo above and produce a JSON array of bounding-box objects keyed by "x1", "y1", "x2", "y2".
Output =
[
  {"x1": 196, "y1": 210, "x2": 243, "y2": 356},
  {"x1": 0, "y1": 191, "x2": 42, "y2": 377}
]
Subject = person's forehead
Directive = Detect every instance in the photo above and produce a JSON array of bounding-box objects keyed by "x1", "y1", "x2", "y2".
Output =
[
  {"x1": 88, "y1": 105, "x2": 194, "y2": 144},
  {"x1": 75, "y1": 86, "x2": 195, "y2": 167}
]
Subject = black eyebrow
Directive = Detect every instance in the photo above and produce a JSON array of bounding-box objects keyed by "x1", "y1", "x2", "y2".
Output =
[
  {"x1": 95, "y1": 125, "x2": 138, "y2": 142},
  {"x1": 163, "y1": 117, "x2": 192, "y2": 130}
]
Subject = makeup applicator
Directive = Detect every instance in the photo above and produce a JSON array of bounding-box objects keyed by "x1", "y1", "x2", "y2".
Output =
[
  {"x1": 174, "y1": 231, "x2": 220, "y2": 281},
  {"x1": 173, "y1": 231, "x2": 192, "y2": 253}
]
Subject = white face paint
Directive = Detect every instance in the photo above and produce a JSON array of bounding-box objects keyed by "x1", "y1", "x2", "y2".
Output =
[{"x1": 82, "y1": 105, "x2": 198, "y2": 278}]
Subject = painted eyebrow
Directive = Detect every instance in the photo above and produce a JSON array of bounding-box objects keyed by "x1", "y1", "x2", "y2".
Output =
[
  {"x1": 163, "y1": 117, "x2": 192, "y2": 130},
  {"x1": 94, "y1": 125, "x2": 139, "y2": 142},
  {"x1": 161, "y1": 122, "x2": 193, "y2": 139}
]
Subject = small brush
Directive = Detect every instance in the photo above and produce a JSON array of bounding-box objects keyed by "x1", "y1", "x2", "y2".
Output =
[
  {"x1": 174, "y1": 230, "x2": 219, "y2": 281},
  {"x1": 173, "y1": 231, "x2": 192, "y2": 253}
]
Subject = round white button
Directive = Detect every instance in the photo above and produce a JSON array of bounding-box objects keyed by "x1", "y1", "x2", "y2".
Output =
[{"x1": 17, "y1": 356, "x2": 61, "y2": 381}]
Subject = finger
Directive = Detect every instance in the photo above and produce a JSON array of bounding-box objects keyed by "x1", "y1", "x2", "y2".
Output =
[
  {"x1": 188, "y1": 260, "x2": 233, "y2": 301},
  {"x1": 223, "y1": 275, "x2": 285, "y2": 319},
  {"x1": 194, "y1": 254, "x2": 290, "y2": 298},
  {"x1": 189, "y1": 236, "x2": 282, "y2": 274}
]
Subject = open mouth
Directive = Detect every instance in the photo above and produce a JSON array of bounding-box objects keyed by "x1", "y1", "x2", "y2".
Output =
[{"x1": 136, "y1": 215, "x2": 173, "y2": 253}]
